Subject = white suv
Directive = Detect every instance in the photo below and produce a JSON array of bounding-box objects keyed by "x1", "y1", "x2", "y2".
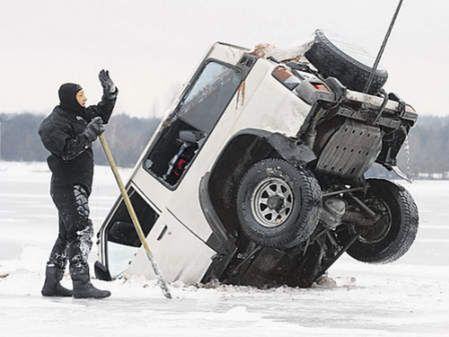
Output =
[{"x1": 95, "y1": 31, "x2": 418, "y2": 288}]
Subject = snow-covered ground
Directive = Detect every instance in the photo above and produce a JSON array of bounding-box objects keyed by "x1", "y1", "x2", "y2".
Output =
[{"x1": 0, "y1": 161, "x2": 448, "y2": 337}]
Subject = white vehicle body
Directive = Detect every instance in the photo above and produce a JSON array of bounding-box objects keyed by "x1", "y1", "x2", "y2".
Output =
[
  {"x1": 95, "y1": 39, "x2": 418, "y2": 287},
  {"x1": 96, "y1": 42, "x2": 313, "y2": 283}
]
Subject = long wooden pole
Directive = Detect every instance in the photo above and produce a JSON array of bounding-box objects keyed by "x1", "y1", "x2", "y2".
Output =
[{"x1": 99, "y1": 133, "x2": 172, "y2": 299}]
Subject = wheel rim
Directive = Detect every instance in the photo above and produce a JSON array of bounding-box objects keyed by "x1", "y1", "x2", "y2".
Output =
[
  {"x1": 250, "y1": 177, "x2": 294, "y2": 228},
  {"x1": 358, "y1": 197, "x2": 392, "y2": 244}
]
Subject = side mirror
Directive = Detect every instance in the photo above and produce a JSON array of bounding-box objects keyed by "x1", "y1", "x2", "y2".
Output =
[{"x1": 94, "y1": 261, "x2": 112, "y2": 281}]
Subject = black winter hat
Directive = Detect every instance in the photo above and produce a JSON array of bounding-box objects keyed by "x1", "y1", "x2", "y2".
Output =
[{"x1": 58, "y1": 83, "x2": 84, "y2": 113}]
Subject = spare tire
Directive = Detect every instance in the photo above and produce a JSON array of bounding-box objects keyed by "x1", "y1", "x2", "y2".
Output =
[{"x1": 304, "y1": 30, "x2": 388, "y2": 94}]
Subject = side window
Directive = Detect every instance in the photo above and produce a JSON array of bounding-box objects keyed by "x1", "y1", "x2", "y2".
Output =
[
  {"x1": 105, "y1": 188, "x2": 158, "y2": 278},
  {"x1": 144, "y1": 61, "x2": 241, "y2": 188}
]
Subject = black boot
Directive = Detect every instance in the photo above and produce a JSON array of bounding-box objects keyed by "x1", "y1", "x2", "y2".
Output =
[
  {"x1": 72, "y1": 269, "x2": 111, "y2": 299},
  {"x1": 73, "y1": 280, "x2": 111, "y2": 299},
  {"x1": 41, "y1": 265, "x2": 73, "y2": 297}
]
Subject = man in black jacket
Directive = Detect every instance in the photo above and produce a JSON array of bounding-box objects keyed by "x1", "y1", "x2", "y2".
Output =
[{"x1": 39, "y1": 70, "x2": 117, "y2": 298}]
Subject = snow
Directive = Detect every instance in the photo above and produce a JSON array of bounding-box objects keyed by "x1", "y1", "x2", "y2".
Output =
[{"x1": 1, "y1": 161, "x2": 448, "y2": 337}]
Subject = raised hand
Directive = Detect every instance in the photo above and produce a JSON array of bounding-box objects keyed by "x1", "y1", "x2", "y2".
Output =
[{"x1": 98, "y1": 69, "x2": 116, "y2": 94}]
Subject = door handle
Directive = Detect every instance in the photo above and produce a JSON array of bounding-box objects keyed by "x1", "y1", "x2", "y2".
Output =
[{"x1": 157, "y1": 225, "x2": 168, "y2": 241}]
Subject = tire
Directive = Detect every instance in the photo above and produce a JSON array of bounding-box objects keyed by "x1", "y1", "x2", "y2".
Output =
[
  {"x1": 236, "y1": 159, "x2": 321, "y2": 248},
  {"x1": 304, "y1": 30, "x2": 388, "y2": 94},
  {"x1": 345, "y1": 179, "x2": 419, "y2": 263}
]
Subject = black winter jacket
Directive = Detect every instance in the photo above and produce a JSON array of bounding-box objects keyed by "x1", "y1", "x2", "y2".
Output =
[{"x1": 39, "y1": 90, "x2": 118, "y2": 193}]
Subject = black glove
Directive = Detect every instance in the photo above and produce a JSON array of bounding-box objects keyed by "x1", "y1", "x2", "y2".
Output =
[
  {"x1": 98, "y1": 69, "x2": 116, "y2": 94},
  {"x1": 83, "y1": 116, "x2": 104, "y2": 142}
]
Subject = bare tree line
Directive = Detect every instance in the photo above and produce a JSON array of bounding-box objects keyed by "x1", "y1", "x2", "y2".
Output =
[
  {"x1": 0, "y1": 113, "x2": 159, "y2": 168},
  {"x1": 0, "y1": 112, "x2": 448, "y2": 178}
]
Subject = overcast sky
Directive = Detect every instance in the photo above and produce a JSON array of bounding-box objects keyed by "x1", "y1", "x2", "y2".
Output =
[{"x1": 0, "y1": 0, "x2": 448, "y2": 117}]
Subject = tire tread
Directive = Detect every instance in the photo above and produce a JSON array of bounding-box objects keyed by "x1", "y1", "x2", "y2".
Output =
[{"x1": 346, "y1": 179, "x2": 419, "y2": 264}]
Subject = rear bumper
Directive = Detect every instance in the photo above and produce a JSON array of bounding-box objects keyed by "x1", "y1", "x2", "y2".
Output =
[{"x1": 344, "y1": 89, "x2": 418, "y2": 125}]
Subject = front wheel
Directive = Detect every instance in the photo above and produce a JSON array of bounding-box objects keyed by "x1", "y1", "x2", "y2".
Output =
[
  {"x1": 345, "y1": 179, "x2": 419, "y2": 263},
  {"x1": 236, "y1": 159, "x2": 321, "y2": 249}
]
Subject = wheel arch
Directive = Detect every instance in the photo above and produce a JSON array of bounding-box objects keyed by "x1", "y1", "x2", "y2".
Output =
[{"x1": 205, "y1": 129, "x2": 316, "y2": 236}]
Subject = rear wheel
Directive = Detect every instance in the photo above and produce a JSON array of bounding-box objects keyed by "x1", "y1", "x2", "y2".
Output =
[
  {"x1": 345, "y1": 179, "x2": 419, "y2": 263},
  {"x1": 236, "y1": 159, "x2": 321, "y2": 248}
]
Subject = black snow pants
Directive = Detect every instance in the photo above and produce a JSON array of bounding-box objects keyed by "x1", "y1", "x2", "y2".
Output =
[{"x1": 46, "y1": 183, "x2": 93, "y2": 283}]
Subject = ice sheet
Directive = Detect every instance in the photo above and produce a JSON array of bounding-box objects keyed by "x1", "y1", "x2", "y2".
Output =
[{"x1": 0, "y1": 161, "x2": 448, "y2": 336}]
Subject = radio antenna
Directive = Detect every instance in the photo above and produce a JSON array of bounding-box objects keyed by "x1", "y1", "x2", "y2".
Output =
[{"x1": 364, "y1": 0, "x2": 405, "y2": 93}]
